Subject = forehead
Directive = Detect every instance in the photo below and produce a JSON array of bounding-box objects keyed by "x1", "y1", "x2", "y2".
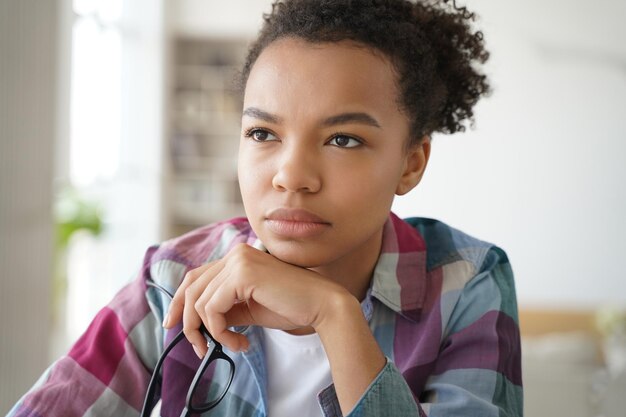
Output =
[{"x1": 243, "y1": 38, "x2": 403, "y2": 122}]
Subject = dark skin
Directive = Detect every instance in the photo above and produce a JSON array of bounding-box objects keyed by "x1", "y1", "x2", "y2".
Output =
[{"x1": 164, "y1": 37, "x2": 431, "y2": 415}]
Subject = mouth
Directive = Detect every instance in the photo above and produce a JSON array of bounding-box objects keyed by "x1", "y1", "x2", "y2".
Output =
[{"x1": 264, "y1": 208, "x2": 331, "y2": 239}]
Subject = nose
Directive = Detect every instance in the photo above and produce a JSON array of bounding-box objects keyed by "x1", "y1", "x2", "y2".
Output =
[{"x1": 271, "y1": 145, "x2": 321, "y2": 193}]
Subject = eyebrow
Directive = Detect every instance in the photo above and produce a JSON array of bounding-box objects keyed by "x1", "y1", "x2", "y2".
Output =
[
  {"x1": 242, "y1": 107, "x2": 381, "y2": 129},
  {"x1": 242, "y1": 107, "x2": 282, "y2": 124},
  {"x1": 322, "y1": 112, "x2": 381, "y2": 128}
]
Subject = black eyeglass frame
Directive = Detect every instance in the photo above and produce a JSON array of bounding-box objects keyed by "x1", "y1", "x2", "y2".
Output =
[{"x1": 141, "y1": 279, "x2": 236, "y2": 417}]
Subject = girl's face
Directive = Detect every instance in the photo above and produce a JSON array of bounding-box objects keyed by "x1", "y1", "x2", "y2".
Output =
[{"x1": 238, "y1": 37, "x2": 428, "y2": 272}]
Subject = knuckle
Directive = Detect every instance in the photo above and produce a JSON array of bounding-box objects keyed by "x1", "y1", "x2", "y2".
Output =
[
  {"x1": 182, "y1": 325, "x2": 194, "y2": 338},
  {"x1": 204, "y1": 302, "x2": 214, "y2": 317},
  {"x1": 232, "y1": 243, "x2": 251, "y2": 258},
  {"x1": 194, "y1": 299, "x2": 205, "y2": 313},
  {"x1": 184, "y1": 286, "x2": 195, "y2": 300},
  {"x1": 233, "y1": 242, "x2": 248, "y2": 252},
  {"x1": 232, "y1": 244, "x2": 255, "y2": 266},
  {"x1": 183, "y1": 270, "x2": 196, "y2": 283},
  {"x1": 183, "y1": 264, "x2": 205, "y2": 282}
]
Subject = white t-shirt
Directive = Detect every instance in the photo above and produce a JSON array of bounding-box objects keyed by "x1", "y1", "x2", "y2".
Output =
[{"x1": 262, "y1": 327, "x2": 333, "y2": 417}]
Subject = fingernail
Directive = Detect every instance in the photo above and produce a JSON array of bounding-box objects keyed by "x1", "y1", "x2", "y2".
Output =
[
  {"x1": 192, "y1": 344, "x2": 204, "y2": 359},
  {"x1": 162, "y1": 313, "x2": 170, "y2": 328}
]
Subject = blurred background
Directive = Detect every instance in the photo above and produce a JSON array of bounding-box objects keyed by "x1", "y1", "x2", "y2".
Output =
[{"x1": 1, "y1": 0, "x2": 625, "y2": 415}]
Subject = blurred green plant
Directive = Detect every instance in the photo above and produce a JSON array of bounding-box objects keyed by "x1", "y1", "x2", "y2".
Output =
[
  {"x1": 52, "y1": 186, "x2": 104, "y2": 322},
  {"x1": 54, "y1": 186, "x2": 104, "y2": 249}
]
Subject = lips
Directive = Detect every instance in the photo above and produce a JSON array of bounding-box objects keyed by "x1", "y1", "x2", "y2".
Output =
[
  {"x1": 266, "y1": 208, "x2": 328, "y2": 223},
  {"x1": 265, "y1": 208, "x2": 331, "y2": 238}
]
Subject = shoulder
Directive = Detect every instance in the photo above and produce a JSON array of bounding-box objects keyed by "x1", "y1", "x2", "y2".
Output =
[
  {"x1": 404, "y1": 216, "x2": 518, "y2": 326},
  {"x1": 142, "y1": 217, "x2": 257, "y2": 292},
  {"x1": 152, "y1": 217, "x2": 255, "y2": 266},
  {"x1": 403, "y1": 216, "x2": 511, "y2": 278}
]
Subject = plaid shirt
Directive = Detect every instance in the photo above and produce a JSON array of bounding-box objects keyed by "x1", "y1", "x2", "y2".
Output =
[{"x1": 9, "y1": 213, "x2": 522, "y2": 416}]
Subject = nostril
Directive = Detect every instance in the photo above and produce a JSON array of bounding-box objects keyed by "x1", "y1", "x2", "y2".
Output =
[{"x1": 271, "y1": 163, "x2": 321, "y2": 193}]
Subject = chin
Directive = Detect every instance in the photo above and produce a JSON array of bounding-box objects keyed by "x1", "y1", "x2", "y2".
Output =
[{"x1": 264, "y1": 241, "x2": 329, "y2": 268}]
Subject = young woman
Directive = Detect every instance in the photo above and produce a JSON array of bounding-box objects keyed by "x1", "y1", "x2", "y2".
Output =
[{"x1": 10, "y1": 1, "x2": 522, "y2": 416}]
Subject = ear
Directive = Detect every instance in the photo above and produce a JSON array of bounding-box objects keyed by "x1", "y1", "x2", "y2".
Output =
[{"x1": 395, "y1": 136, "x2": 431, "y2": 196}]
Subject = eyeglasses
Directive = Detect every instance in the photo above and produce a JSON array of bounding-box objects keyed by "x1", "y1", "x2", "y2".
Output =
[{"x1": 141, "y1": 279, "x2": 235, "y2": 417}]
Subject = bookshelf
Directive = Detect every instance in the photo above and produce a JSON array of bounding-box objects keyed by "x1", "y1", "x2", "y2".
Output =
[{"x1": 166, "y1": 37, "x2": 248, "y2": 237}]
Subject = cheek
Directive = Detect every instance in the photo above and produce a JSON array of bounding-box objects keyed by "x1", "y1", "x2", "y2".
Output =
[
  {"x1": 334, "y1": 155, "x2": 403, "y2": 201},
  {"x1": 238, "y1": 149, "x2": 270, "y2": 195}
]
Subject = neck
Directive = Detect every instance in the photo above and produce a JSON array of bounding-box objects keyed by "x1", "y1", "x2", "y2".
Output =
[
  {"x1": 286, "y1": 227, "x2": 384, "y2": 336},
  {"x1": 311, "y1": 226, "x2": 383, "y2": 302}
]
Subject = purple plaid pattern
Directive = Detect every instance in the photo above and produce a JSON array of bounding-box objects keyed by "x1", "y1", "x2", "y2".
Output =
[{"x1": 9, "y1": 213, "x2": 522, "y2": 417}]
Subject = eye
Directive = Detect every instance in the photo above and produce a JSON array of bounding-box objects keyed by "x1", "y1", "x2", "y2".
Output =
[
  {"x1": 244, "y1": 128, "x2": 278, "y2": 142},
  {"x1": 328, "y1": 134, "x2": 362, "y2": 148}
]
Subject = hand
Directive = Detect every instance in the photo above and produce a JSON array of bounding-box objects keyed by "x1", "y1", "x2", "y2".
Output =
[
  {"x1": 163, "y1": 243, "x2": 386, "y2": 415},
  {"x1": 163, "y1": 243, "x2": 350, "y2": 356}
]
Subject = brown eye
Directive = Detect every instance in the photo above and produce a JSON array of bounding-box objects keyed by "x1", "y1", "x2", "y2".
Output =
[
  {"x1": 253, "y1": 130, "x2": 268, "y2": 141},
  {"x1": 329, "y1": 135, "x2": 361, "y2": 148},
  {"x1": 246, "y1": 129, "x2": 278, "y2": 142}
]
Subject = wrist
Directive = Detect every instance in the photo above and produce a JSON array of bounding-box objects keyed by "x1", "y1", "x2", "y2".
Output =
[
  {"x1": 313, "y1": 288, "x2": 361, "y2": 336},
  {"x1": 311, "y1": 286, "x2": 386, "y2": 415}
]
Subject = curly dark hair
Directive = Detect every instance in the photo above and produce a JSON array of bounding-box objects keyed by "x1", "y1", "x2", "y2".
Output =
[{"x1": 237, "y1": 0, "x2": 490, "y2": 144}]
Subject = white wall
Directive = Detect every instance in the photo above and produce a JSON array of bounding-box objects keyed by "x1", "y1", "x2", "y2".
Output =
[
  {"x1": 171, "y1": 0, "x2": 272, "y2": 38},
  {"x1": 393, "y1": 0, "x2": 626, "y2": 308}
]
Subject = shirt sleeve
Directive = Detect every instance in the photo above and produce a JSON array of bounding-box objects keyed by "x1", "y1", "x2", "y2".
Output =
[
  {"x1": 319, "y1": 246, "x2": 523, "y2": 417},
  {"x1": 7, "y1": 246, "x2": 166, "y2": 417},
  {"x1": 318, "y1": 359, "x2": 424, "y2": 417}
]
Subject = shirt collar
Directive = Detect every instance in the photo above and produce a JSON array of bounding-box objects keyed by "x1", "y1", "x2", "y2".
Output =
[{"x1": 369, "y1": 212, "x2": 428, "y2": 323}]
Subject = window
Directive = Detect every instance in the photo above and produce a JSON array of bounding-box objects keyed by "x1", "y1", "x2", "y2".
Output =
[{"x1": 56, "y1": 0, "x2": 164, "y2": 355}]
